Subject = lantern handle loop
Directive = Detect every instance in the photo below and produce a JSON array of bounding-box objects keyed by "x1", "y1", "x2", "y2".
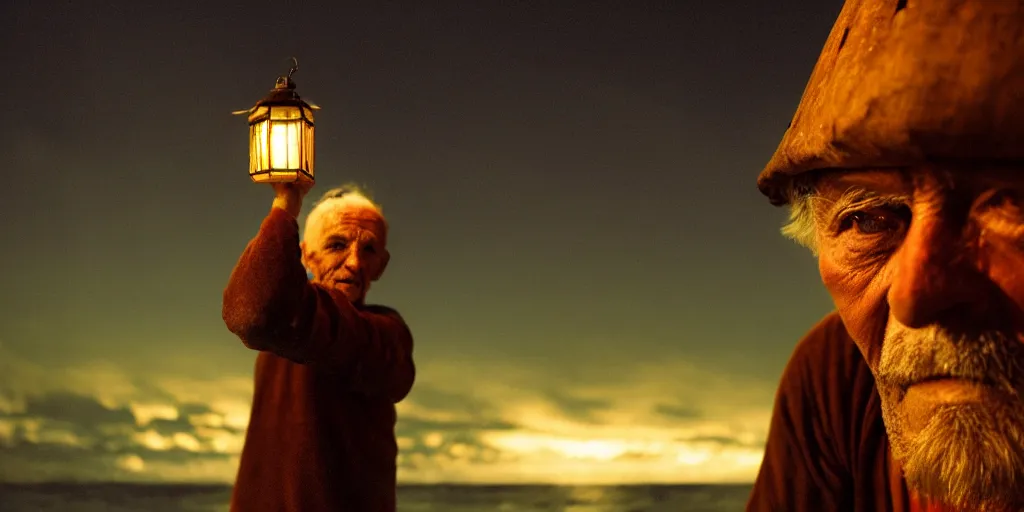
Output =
[{"x1": 288, "y1": 57, "x2": 299, "y2": 79}]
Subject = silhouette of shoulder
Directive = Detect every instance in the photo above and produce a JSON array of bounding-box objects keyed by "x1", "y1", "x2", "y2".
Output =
[
  {"x1": 749, "y1": 311, "x2": 889, "y2": 510},
  {"x1": 360, "y1": 304, "x2": 406, "y2": 323}
]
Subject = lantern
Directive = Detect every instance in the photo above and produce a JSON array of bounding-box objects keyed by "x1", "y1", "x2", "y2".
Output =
[{"x1": 234, "y1": 58, "x2": 319, "y2": 183}]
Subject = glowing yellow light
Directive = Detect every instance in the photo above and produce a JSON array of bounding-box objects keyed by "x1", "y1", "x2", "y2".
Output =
[
  {"x1": 0, "y1": 419, "x2": 14, "y2": 446},
  {"x1": 238, "y1": 59, "x2": 317, "y2": 184},
  {"x1": 135, "y1": 429, "x2": 172, "y2": 451},
  {"x1": 129, "y1": 403, "x2": 178, "y2": 427},
  {"x1": 486, "y1": 432, "x2": 633, "y2": 461},
  {"x1": 173, "y1": 432, "x2": 202, "y2": 452},
  {"x1": 675, "y1": 448, "x2": 712, "y2": 466},
  {"x1": 116, "y1": 454, "x2": 145, "y2": 473},
  {"x1": 423, "y1": 432, "x2": 444, "y2": 448}
]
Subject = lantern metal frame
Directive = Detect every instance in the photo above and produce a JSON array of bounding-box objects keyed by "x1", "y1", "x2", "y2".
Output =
[{"x1": 235, "y1": 58, "x2": 320, "y2": 184}]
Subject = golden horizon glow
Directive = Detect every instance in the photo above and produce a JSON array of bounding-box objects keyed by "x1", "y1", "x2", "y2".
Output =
[{"x1": 0, "y1": 352, "x2": 773, "y2": 485}]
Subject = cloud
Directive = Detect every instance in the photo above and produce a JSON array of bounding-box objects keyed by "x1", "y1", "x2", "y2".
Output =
[
  {"x1": 386, "y1": 358, "x2": 773, "y2": 484},
  {"x1": 0, "y1": 341, "x2": 775, "y2": 485},
  {"x1": 653, "y1": 403, "x2": 703, "y2": 420},
  {"x1": 541, "y1": 390, "x2": 613, "y2": 424},
  {"x1": 399, "y1": 415, "x2": 519, "y2": 437},
  {"x1": 18, "y1": 392, "x2": 136, "y2": 430},
  {"x1": 0, "y1": 343, "x2": 250, "y2": 483},
  {"x1": 0, "y1": 387, "x2": 244, "y2": 483}
]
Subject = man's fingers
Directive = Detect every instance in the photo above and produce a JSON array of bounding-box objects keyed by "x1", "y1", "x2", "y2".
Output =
[{"x1": 270, "y1": 180, "x2": 314, "y2": 201}]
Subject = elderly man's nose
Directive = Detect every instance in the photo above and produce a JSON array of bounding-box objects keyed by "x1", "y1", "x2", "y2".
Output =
[
  {"x1": 344, "y1": 250, "x2": 362, "y2": 270},
  {"x1": 887, "y1": 219, "x2": 987, "y2": 328}
]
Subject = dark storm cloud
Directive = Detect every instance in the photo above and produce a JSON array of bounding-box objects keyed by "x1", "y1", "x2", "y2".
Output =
[
  {"x1": 0, "y1": 441, "x2": 235, "y2": 483},
  {"x1": 398, "y1": 416, "x2": 519, "y2": 437},
  {"x1": 542, "y1": 390, "x2": 613, "y2": 424},
  {"x1": 406, "y1": 385, "x2": 498, "y2": 416},
  {"x1": 398, "y1": 432, "x2": 507, "y2": 470},
  {"x1": 681, "y1": 435, "x2": 763, "y2": 449},
  {"x1": 653, "y1": 403, "x2": 704, "y2": 421},
  {"x1": 395, "y1": 387, "x2": 523, "y2": 470},
  {"x1": 16, "y1": 392, "x2": 135, "y2": 430},
  {"x1": 146, "y1": 417, "x2": 197, "y2": 438},
  {"x1": 128, "y1": 381, "x2": 182, "y2": 405},
  {"x1": 614, "y1": 450, "x2": 663, "y2": 462},
  {"x1": 176, "y1": 403, "x2": 216, "y2": 417},
  {"x1": 396, "y1": 396, "x2": 521, "y2": 466},
  {"x1": 398, "y1": 424, "x2": 508, "y2": 470},
  {"x1": 0, "y1": 390, "x2": 242, "y2": 482}
]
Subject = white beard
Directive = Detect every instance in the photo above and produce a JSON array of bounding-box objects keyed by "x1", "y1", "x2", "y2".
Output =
[{"x1": 876, "y1": 323, "x2": 1024, "y2": 511}]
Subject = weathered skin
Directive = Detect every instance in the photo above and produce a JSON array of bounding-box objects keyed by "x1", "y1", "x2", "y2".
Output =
[{"x1": 750, "y1": 1, "x2": 1024, "y2": 511}]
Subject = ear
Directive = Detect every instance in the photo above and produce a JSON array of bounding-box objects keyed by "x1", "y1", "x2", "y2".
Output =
[
  {"x1": 370, "y1": 249, "x2": 390, "y2": 282},
  {"x1": 300, "y1": 241, "x2": 310, "y2": 271}
]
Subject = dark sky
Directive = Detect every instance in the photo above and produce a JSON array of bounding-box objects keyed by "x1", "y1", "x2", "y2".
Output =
[{"x1": 0, "y1": 0, "x2": 842, "y2": 483}]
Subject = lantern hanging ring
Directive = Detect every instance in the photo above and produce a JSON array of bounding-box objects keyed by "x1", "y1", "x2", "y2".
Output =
[{"x1": 288, "y1": 57, "x2": 299, "y2": 79}]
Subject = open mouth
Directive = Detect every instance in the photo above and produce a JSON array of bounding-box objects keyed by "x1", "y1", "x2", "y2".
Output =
[{"x1": 334, "y1": 278, "x2": 360, "y2": 287}]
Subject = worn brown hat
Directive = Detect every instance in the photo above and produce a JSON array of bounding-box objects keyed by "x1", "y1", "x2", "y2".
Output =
[{"x1": 758, "y1": 0, "x2": 1024, "y2": 206}]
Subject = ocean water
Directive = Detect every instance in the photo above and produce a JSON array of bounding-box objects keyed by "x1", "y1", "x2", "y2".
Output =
[{"x1": 0, "y1": 483, "x2": 752, "y2": 511}]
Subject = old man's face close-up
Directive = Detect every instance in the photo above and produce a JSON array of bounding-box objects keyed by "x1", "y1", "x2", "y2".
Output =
[
  {"x1": 300, "y1": 193, "x2": 391, "y2": 305},
  {"x1": 747, "y1": 0, "x2": 1024, "y2": 507},
  {"x1": 789, "y1": 166, "x2": 1024, "y2": 510}
]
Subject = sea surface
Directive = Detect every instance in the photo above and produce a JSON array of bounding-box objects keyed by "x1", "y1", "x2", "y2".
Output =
[{"x1": 0, "y1": 483, "x2": 752, "y2": 511}]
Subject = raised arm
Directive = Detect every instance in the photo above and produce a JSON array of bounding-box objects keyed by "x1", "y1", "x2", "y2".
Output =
[{"x1": 222, "y1": 192, "x2": 415, "y2": 403}]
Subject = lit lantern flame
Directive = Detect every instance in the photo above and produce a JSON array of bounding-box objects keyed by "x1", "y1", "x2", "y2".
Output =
[{"x1": 234, "y1": 57, "x2": 319, "y2": 184}]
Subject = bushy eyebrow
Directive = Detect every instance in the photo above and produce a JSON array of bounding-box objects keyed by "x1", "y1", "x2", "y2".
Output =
[
  {"x1": 323, "y1": 234, "x2": 350, "y2": 244},
  {"x1": 812, "y1": 187, "x2": 912, "y2": 229},
  {"x1": 322, "y1": 232, "x2": 384, "y2": 249}
]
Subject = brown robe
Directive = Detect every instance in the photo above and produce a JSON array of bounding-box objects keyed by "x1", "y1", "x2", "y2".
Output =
[
  {"x1": 747, "y1": 312, "x2": 920, "y2": 512},
  {"x1": 222, "y1": 207, "x2": 416, "y2": 512}
]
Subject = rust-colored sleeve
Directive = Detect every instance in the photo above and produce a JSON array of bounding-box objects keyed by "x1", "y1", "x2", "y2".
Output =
[
  {"x1": 222, "y1": 207, "x2": 415, "y2": 403},
  {"x1": 747, "y1": 313, "x2": 856, "y2": 512}
]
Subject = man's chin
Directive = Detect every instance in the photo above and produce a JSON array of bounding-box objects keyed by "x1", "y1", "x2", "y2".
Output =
[
  {"x1": 886, "y1": 399, "x2": 1024, "y2": 511},
  {"x1": 336, "y1": 284, "x2": 365, "y2": 303},
  {"x1": 319, "y1": 280, "x2": 364, "y2": 303}
]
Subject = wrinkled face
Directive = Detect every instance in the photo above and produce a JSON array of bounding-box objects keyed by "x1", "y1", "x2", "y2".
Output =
[
  {"x1": 811, "y1": 166, "x2": 1024, "y2": 510},
  {"x1": 301, "y1": 202, "x2": 389, "y2": 304}
]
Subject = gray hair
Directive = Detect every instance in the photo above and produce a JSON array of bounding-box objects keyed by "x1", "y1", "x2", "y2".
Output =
[
  {"x1": 312, "y1": 183, "x2": 381, "y2": 211},
  {"x1": 778, "y1": 173, "x2": 913, "y2": 257},
  {"x1": 779, "y1": 175, "x2": 821, "y2": 255},
  {"x1": 302, "y1": 182, "x2": 388, "y2": 242}
]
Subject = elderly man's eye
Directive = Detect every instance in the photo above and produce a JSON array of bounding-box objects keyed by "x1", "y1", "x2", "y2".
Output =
[
  {"x1": 839, "y1": 207, "x2": 910, "y2": 235},
  {"x1": 984, "y1": 190, "x2": 1024, "y2": 217}
]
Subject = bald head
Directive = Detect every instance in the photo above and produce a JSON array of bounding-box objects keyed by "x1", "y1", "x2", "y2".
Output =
[{"x1": 300, "y1": 185, "x2": 390, "y2": 304}]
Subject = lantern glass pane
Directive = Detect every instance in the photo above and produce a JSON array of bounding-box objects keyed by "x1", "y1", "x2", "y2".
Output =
[
  {"x1": 268, "y1": 120, "x2": 300, "y2": 170},
  {"x1": 303, "y1": 121, "x2": 315, "y2": 178},
  {"x1": 248, "y1": 105, "x2": 270, "y2": 123},
  {"x1": 249, "y1": 120, "x2": 272, "y2": 174},
  {"x1": 270, "y1": 105, "x2": 303, "y2": 120}
]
